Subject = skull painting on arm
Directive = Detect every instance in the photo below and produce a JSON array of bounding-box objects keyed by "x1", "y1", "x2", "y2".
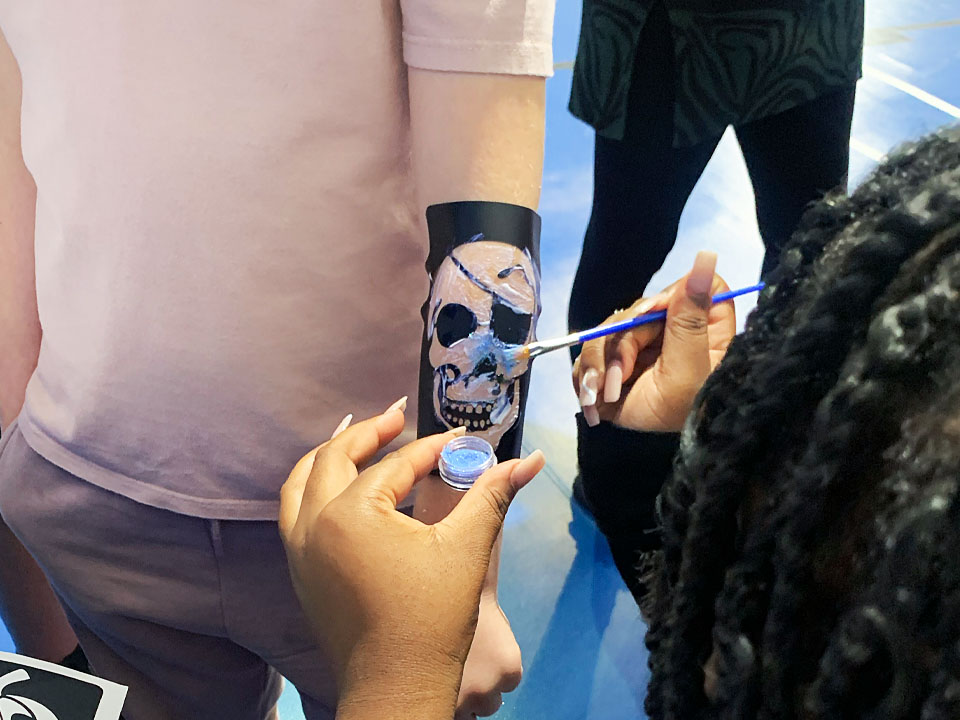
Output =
[{"x1": 426, "y1": 239, "x2": 541, "y2": 450}]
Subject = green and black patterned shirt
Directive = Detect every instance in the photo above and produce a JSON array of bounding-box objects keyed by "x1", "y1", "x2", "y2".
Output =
[{"x1": 569, "y1": 0, "x2": 864, "y2": 147}]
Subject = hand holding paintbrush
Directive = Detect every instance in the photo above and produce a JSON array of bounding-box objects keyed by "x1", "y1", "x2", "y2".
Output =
[{"x1": 568, "y1": 251, "x2": 742, "y2": 431}]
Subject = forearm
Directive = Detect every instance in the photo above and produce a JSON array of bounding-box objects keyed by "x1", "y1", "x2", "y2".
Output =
[
  {"x1": 337, "y1": 678, "x2": 458, "y2": 720},
  {"x1": 410, "y1": 69, "x2": 545, "y2": 522},
  {"x1": 409, "y1": 69, "x2": 545, "y2": 211},
  {"x1": 336, "y1": 639, "x2": 462, "y2": 720},
  {"x1": 0, "y1": 32, "x2": 40, "y2": 431},
  {"x1": 338, "y1": 675, "x2": 457, "y2": 720},
  {"x1": 337, "y1": 696, "x2": 453, "y2": 720},
  {"x1": 0, "y1": 168, "x2": 40, "y2": 430}
]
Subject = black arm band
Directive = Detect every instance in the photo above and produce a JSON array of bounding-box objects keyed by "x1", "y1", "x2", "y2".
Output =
[{"x1": 417, "y1": 201, "x2": 542, "y2": 462}]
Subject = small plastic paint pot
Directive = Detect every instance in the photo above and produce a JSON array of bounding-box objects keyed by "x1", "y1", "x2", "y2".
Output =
[{"x1": 439, "y1": 436, "x2": 497, "y2": 491}]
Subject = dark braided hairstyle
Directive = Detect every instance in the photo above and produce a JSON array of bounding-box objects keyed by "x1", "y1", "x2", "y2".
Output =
[{"x1": 645, "y1": 124, "x2": 960, "y2": 720}]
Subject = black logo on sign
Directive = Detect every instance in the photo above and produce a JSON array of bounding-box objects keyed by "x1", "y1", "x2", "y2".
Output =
[{"x1": 0, "y1": 655, "x2": 121, "y2": 720}]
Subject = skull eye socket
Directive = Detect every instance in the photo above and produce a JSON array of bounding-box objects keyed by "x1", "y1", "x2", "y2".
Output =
[
  {"x1": 435, "y1": 303, "x2": 478, "y2": 347},
  {"x1": 492, "y1": 302, "x2": 532, "y2": 346}
]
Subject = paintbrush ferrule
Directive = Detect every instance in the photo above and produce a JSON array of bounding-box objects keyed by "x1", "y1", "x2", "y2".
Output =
[{"x1": 524, "y1": 331, "x2": 583, "y2": 360}]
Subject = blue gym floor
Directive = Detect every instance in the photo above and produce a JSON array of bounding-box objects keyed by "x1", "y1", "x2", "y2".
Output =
[{"x1": 3, "y1": 1, "x2": 958, "y2": 717}]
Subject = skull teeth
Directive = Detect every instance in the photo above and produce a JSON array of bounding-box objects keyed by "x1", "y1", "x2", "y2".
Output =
[
  {"x1": 439, "y1": 389, "x2": 515, "y2": 432},
  {"x1": 439, "y1": 413, "x2": 491, "y2": 430},
  {"x1": 441, "y1": 404, "x2": 492, "y2": 430}
]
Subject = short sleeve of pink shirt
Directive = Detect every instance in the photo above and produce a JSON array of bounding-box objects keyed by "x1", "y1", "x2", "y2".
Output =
[
  {"x1": 402, "y1": 0, "x2": 554, "y2": 76},
  {"x1": 0, "y1": 1, "x2": 555, "y2": 520}
]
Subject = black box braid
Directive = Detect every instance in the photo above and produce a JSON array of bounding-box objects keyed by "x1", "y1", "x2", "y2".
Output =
[{"x1": 644, "y1": 124, "x2": 960, "y2": 720}]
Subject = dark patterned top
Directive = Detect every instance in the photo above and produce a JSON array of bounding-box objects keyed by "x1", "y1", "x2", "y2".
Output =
[{"x1": 569, "y1": 0, "x2": 864, "y2": 146}]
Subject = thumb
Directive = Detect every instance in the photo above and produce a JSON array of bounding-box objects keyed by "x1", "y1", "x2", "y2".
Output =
[
  {"x1": 660, "y1": 251, "x2": 716, "y2": 381},
  {"x1": 441, "y1": 450, "x2": 545, "y2": 554}
]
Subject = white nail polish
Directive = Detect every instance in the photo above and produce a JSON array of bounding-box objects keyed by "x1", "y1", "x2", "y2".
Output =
[
  {"x1": 583, "y1": 404, "x2": 601, "y2": 427},
  {"x1": 331, "y1": 413, "x2": 353, "y2": 440},
  {"x1": 386, "y1": 395, "x2": 408, "y2": 414},
  {"x1": 579, "y1": 369, "x2": 599, "y2": 407},
  {"x1": 604, "y1": 364, "x2": 623, "y2": 404}
]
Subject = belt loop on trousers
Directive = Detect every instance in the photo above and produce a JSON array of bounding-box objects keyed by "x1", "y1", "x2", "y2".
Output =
[{"x1": 209, "y1": 519, "x2": 225, "y2": 559}]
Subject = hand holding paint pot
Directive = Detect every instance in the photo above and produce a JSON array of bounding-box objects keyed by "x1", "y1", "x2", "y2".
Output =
[
  {"x1": 573, "y1": 251, "x2": 738, "y2": 432},
  {"x1": 279, "y1": 404, "x2": 545, "y2": 717}
]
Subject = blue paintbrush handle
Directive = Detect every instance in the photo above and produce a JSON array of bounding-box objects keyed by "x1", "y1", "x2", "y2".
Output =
[{"x1": 576, "y1": 282, "x2": 765, "y2": 343}]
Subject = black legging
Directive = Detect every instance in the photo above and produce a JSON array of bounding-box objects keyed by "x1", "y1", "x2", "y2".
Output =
[{"x1": 568, "y1": 3, "x2": 856, "y2": 586}]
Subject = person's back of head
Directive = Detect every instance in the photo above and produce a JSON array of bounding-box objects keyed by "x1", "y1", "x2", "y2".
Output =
[{"x1": 646, "y1": 124, "x2": 960, "y2": 720}]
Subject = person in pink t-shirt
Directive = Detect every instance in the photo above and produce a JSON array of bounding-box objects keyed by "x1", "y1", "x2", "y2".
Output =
[{"x1": 0, "y1": 2, "x2": 554, "y2": 718}]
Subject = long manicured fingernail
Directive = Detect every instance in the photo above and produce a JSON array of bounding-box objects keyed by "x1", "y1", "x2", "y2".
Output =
[
  {"x1": 687, "y1": 251, "x2": 717, "y2": 300},
  {"x1": 510, "y1": 449, "x2": 545, "y2": 491},
  {"x1": 446, "y1": 426, "x2": 468, "y2": 437},
  {"x1": 330, "y1": 414, "x2": 353, "y2": 439},
  {"x1": 604, "y1": 362, "x2": 623, "y2": 403},
  {"x1": 385, "y1": 396, "x2": 408, "y2": 414},
  {"x1": 583, "y1": 404, "x2": 601, "y2": 427},
  {"x1": 579, "y1": 369, "x2": 599, "y2": 407}
]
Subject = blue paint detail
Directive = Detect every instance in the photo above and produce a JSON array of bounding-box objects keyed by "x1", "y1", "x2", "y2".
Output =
[{"x1": 4, "y1": 1, "x2": 957, "y2": 717}]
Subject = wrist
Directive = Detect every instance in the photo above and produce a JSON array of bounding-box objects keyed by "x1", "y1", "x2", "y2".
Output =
[
  {"x1": 337, "y1": 688, "x2": 457, "y2": 720},
  {"x1": 337, "y1": 639, "x2": 463, "y2": 720}
]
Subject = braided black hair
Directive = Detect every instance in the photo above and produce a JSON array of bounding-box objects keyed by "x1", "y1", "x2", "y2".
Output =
[{"x1": 645, "y1": 124, "x2": 960, "y2": 720}]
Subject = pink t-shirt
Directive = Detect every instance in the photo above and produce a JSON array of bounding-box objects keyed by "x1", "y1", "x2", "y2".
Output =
[{"x1": 1, "y1": 1, "x2": 553, "y2": 519}]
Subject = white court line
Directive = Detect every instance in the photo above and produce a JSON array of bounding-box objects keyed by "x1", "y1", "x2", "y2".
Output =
[
  {"x1": 850, "y1": 137, "x2": 885, "y2": 163},
  {"x1": 863, "y1": 64, "x2": 960, "y2": 119}
]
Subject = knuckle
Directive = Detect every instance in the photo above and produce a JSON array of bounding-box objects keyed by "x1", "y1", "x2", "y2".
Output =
[
  {"x1": 312, "y1": 445, "x2": 336, "y2": 468},
  {"x1": 379, "y1": 451, "x2": 415, "y2": 477},
  {"x1": 460, "y1": 690, "x2": 504, "y2": 718},
  {"x1": 672, "y1": 313, "x2": 709, "y2": 335},
  {"x1": 309, "y1": 507, "x2": 351, "y2": 547},
  {"x1": 498, "y1": 647, "x2": 523, "y2": 692},
  {"x1": 383, "y1": 449, "x2": 405, "y2": 463},
  {"x1": 581, "y1": 338, "x2": 603, "y2": 358},
  {"x1": 277, "y1": 511, "x2": 294, "y2": 539},
  {"x1": 481, "y1": 486, "x2": 513, "y2": 520}
]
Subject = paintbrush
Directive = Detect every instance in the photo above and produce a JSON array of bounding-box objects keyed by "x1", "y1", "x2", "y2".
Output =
[{"x1": 509, "y1": 282, "x2": 765, "y2": 365}]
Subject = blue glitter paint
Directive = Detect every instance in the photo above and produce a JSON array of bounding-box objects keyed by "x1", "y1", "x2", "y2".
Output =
[
  {"x1": 445, "y1": 448, "x2": 489, "y2": 470},
  {"x1": 458, "y1": 330, "x2": 527, "y2": 383},
  {"x1": 439, "y1": 436, "x2": 497, "y2": 491}
]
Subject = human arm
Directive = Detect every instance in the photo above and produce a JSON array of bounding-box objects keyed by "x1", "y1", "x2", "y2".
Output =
[
  {"x1": 570, "y1": 252, "x2": 734, "y2": 564},
  {"x1": 403, "y1": 2, "x2": 553, "y2": 713},
  {"x1": 405, "y1": 0, "x2": 550, "y2": 485},
  {"x1": 409, "y1": 70, "x2": 545, "y2": 210},
  {"x1": 279, "y1": 406, "x2": 545, "y2": 720},
  {"x1": 0, "y1": 29, "x2": 40, "y2": 431},
  {"x1": 409, "y1": 71, "x2": 545, "y2": 717},
  {"x1": 0, "y1": 29, "x2": 79, "y2": 665}
]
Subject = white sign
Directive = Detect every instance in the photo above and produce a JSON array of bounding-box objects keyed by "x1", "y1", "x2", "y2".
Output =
[{"x1": 0, "y1": 652, "x2": 126, "y2": 720}]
